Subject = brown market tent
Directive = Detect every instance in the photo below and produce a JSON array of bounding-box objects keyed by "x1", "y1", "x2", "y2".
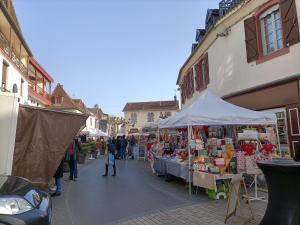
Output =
[{"x1": 12, "y1": 105, "x2": 87, "y2": 186}]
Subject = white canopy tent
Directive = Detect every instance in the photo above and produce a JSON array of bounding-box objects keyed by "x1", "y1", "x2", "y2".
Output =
[
  {"x1": 89, "y1": 129, "x2": 108, "y2": 137},
  {"x1": 158, "y1": 90, "x2": 278, "y2": 195},
  {"x1": 159, "y1": 90, "x2": 277, "y2": 128}
]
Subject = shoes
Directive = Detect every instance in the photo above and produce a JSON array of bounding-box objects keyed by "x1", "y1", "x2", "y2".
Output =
[
  {"x1": 51, "y1": 192, "x2": 61, "y2": 197},
  {"x1": 102, "y1": 174, "x2": 108, "y2": 177},
  {"x1": 74, "y1": 178, "x2": 77, "y2": 181},
  {"x1": 69, "y1": 177, "x2": 73, "y2": 181},
  {"x1": 112, "y1": 174, "x2": 116, "y2": 176}
]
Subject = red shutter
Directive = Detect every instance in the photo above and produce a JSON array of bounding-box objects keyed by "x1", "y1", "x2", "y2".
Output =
[
  {"x1": 280, "y1": 0, "x2": 300, "y2": 46},
  {"x1": 204, "y1": 53, "x2": 209, "y2": 85},
  {"x1": 244, "y1": 17, "x2": 259, "y2": 63}
]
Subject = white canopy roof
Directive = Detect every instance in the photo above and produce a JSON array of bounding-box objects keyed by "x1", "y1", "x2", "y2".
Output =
[
  {"x1": 89, "y1": 129, "x2": 108, "y2": 137},
  {"x1": 158, "y1": 90, "x2": 277, "y2": 128}
]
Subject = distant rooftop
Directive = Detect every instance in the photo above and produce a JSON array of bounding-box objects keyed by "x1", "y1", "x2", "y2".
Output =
[{"x1": 123, "y1": 99, "x2": 179, "y2": 112}]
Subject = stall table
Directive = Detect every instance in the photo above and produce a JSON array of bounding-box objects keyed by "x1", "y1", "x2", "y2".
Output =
[
  {"x1": 193, "y1": 171, "x2": 236, "y2": 192},
  {"x1": 257, "y1": 160, "x2": 300, "y2": 225},
  {"x1": 165, "y1": 160, "x2": 190, "y2": 182},
  {"x1": 153, "y1": 157, "x2": 168, "y2": 175}
]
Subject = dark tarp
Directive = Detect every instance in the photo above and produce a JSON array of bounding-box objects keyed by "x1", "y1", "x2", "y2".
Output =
[{"x1": 12, "y1": 105, "x2": 87, "y2": 186}]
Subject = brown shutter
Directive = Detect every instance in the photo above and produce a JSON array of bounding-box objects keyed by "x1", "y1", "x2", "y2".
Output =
[
  {"x1": 244, "y1": 17, "x2": 258, "y2": 63},
  {"x1": 190, "y1": 69, "x2": 194, "y2": 96},
  {"x1": 181, "y1": 85, "x2": 185, "y2": 105},
  {"x1": 280, "y1": 0, "x2": 300, "y2": 46},
  {"x1": 198, "y1": 60, "x2": 204, "y2": 91},
  {"x1": 195, "y1": 62, "x2": 200, "y2": 91},
  {"x1": 204, "y1": 53, "x2": 209, "y2": 85}
]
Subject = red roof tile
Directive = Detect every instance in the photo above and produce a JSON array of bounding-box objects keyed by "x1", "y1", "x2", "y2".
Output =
[{"x1": 123, "y1": 100, "x2": 179, "y2": 112}]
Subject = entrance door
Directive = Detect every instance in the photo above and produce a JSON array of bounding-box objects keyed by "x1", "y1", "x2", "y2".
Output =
[{"x1": 286, "y1": 104, "x2": 300, "y2": 156}]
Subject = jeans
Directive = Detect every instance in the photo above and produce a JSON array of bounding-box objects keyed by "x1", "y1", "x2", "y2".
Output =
[
  {"x1": 55, "y1": 177, "x2": 63, "y2": 194},
  {"x1": 121, "y1": 147, "x2": 126, "y2": 159},
  {"x1": 69, "y1": 160, "x2": 78, "y2": 179}
]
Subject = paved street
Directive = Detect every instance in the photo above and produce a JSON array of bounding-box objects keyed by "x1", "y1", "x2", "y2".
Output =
[
  {"x1": 52, "y1": 158, "x2": 267, "y2": 225},
  {"x1": 52, "y1": 158, "x2": 207, "y2": 225}
]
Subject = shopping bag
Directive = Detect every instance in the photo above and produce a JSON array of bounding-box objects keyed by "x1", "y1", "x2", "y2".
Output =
[{"x1": 108, "y1": 153, "x2": 115, "y2": 166}]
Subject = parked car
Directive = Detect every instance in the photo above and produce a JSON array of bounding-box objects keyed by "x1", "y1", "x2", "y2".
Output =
[{"x1": 0, "y1": 175, "x2": 52, "y2": 225}]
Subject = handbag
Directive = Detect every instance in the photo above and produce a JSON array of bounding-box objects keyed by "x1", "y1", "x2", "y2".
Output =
[{"x1": 108, "y1": 153, "x2": 115, "y2": 166}]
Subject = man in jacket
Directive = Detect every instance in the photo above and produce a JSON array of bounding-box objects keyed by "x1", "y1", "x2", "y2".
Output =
[{"x1": 66, "y1": 138, "x2": 81, "y2": 181}]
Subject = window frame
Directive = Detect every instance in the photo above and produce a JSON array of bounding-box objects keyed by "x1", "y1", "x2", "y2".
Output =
[
  {"x1": 147, "y1": 112, "x2": 154, "y2": 122},
  {"x1": 130, "y1": 112, "x2": 137, "y2": 124},
  {"x1": 260, "y1": 5, "x2": 283, "y2": 55},
  {"x1": 255, "y1": 0, "x2": 290, "y2": 64},
  {"x1": 1, "y1": 61, "x2": 9, "y2": 91}
]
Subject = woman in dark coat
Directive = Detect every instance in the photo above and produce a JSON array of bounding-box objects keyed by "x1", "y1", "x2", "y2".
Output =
[
  {"x1": 103, "y1": 138, "x2": 116, "y2": 176},
  {"x1": 52, "y1": 159, "x2": 64, "y2": 197}
]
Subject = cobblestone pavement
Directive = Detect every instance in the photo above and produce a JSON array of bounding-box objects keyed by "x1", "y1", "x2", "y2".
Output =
[{"x1": 114, "y1": 199, "x2": 267, "y2": 225}]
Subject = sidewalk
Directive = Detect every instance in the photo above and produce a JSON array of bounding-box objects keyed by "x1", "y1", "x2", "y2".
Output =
[{"x1": 115, "y1": 197, "x2": 267, "y2": 225}]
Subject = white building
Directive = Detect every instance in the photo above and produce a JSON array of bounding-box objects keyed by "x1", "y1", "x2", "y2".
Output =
[
  {"x1": 123, "y1": 97, "x2": 179, "y2": 134},
  {"x1": 177, "y1": 0, "x2": 300, "y2": 155},
  {"x1": 0, "y1": 0, "x2": 53, "y2": 108}
]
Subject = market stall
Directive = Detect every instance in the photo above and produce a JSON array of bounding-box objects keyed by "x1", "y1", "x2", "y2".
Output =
[{"x1": 158, "y1": 90, "x2": 278, "y2": 196}]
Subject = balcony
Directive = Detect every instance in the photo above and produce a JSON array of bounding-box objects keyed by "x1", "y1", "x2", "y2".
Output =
[
  {"x1": 0, "y1": 31, "x2": 28, "y2": 75},
  {"x1": 219, "y1": 0, "x2": 246, "y2": 18},
  {"x1": 27, "y1": 58, "x2": 53, "y2": 106}
]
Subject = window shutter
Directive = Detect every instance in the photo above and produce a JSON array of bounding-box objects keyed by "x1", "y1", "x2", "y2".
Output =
[
  {"x1": 180, "y1": 84, "x2": 185, "y2": 104},
  {"x1": 204, "y1": 53, "x2": 209, "y2": 85},
  {"x1": 244, "y1": 17, "x2": 258, "y2": 62},
  {"x1": 190, "y1": 69, "x2": 194, "y2": 97},
  {"x1": 196, "y1": 60, "x2": 204, "y2": 91},
  {"x1": 280, "y1": 0, "x2": 300, "y2": 46},
  {"x1": 195, "y1": 62, "x2": 199, "y2": 91}
]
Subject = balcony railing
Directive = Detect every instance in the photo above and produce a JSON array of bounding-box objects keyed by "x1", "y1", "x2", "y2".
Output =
[
  {"x1": 0, "y1": 31, "x2": 27, "y2": 74},
  {"x1": 219, "y1": 0, "x2": 245, "y2": 18}
]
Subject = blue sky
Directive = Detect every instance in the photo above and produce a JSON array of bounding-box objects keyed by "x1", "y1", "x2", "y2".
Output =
[{"x1": 14, "y1": 0, "x2": 218, "y2": 116}]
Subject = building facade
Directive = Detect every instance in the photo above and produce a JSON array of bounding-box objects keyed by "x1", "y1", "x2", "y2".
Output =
[
  {"x1": 177, "y1": 0, "x2": 300, "y2": 155},
  {"x1": 0, "y1": 0, "x2": 53, "y2": 107},
  {"x1": 123, "y1": 98, "x2": 179, "y2": 134}
]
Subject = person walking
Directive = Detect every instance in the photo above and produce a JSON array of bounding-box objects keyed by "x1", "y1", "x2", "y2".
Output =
[
  {"x1": 129, "y1": 135, "x2": 136, "y2": 160},
  {"x1": 66, "y1": 137, "x2": 81, "y2": 181},
  {"x1": 103, "y1": 137, "x2": 116, "y2": 176},
  {"x1": 115, "y1": 136, "x2": 121, "y2": 159},
  {"x1": 51, "y1": 158, "x2": 64, "y2": 197},
  {"x1": 120, "y1": 135, "x2": 128, "y2": 160}
]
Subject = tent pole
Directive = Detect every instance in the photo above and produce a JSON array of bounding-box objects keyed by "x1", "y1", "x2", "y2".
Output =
[
  {"x1": 188, "y1": 125, "x2": 192, "y2": 195},
  {"x1": 275, "y1": 122, "x2": 282, "y2": 156}
]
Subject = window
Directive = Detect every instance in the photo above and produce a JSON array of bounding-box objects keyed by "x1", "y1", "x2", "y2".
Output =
[
  {"x1": 147, "y1": 112, "x2": 154, "y2": 122},
  {"x1": 20, "y1": 79, "x2": 24, "y2": 97},
  {"x1": 130, "y1": 112, "x2": 137, "y2": 124},
  {"x1": 53, "y1": 95, "x2": 63, "y2": 105},
  {"x1": 165, "y1": 111, "x2": 171, "y2": 117},
  {"x1": 1, "y1": 61, "x2": 8, "y2": 91},
  {"x1": 260, "y1": 6, "x2": 283, "y2": 55},
  {"x1": 195, "y1": 53, "x2": 209, "y2": 92}
]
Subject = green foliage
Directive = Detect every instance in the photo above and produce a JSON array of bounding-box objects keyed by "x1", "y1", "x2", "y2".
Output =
[{"x1": 80, "y1": 142, "x2": 97, "y2": 156}]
